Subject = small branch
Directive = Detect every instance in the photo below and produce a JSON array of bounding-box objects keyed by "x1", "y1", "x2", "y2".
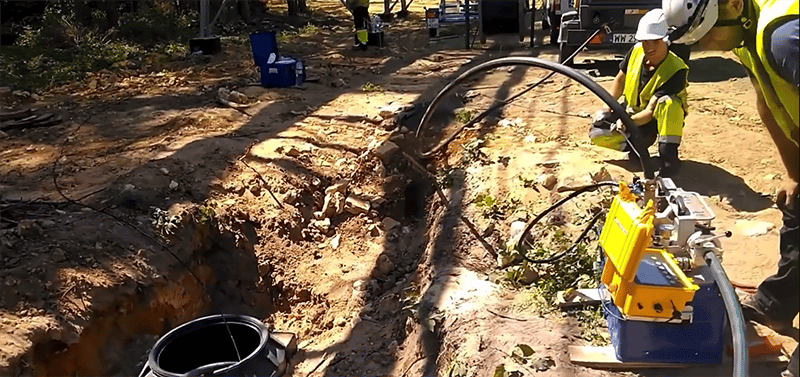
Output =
[
  {"x1": 238, "y1": 144, "x2": 285, "y2": 209},
  {"x1": 401, "y1": 354, "x2": 427, "y2": 377},
  {"x1": 487, "y1": 308, "x2": 528, "y2": 321}
]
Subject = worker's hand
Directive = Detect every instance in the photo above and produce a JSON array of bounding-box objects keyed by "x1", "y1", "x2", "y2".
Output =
[
  {"x1": 775, "y1": 179, "x2": 799, "y2": 212},
  {"x1": 611, "y1": 119, "x2": 626, "y2": 133}
]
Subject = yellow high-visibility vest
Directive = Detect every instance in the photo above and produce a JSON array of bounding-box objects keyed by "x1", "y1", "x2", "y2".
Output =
[
  {"x1": 622, "y1": 43, "x2": 689, "y2": 114},
  {"x1": 733, "y1": 0, "x2": 799, "y2": 146}
]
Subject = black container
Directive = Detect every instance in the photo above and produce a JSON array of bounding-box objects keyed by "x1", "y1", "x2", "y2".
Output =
[
  {"x1": 189, "y1": 37, "x2": 222, "y2": 55},
  {"x1": 139, "y1": 314, "x2": 296, "y2": 377},
  {"x1": 367, "y1": 31, "x2": 384, "y2": 47},
  {"x1": 481, "y1": 0, "x2": 520, "y2": 35}
]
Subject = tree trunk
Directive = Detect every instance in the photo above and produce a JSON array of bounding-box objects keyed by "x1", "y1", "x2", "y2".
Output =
[
  {"x1": 100, "y1": 1, "x2": 119, "y2": 30},
  {"x1": 287, "y1": 0, "x2": 299, "y2": 17},
  {"x1": 238, "y1": 0, "x2": 252, "y2": 23}
]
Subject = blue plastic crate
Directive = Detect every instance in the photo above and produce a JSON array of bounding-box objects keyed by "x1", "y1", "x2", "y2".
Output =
[
  {"x1": 603, "y1": 266, "x2": 726, "y2": 364},
  {"x1": 259, "y1": 58, "x2": 305, "y2": 88}
]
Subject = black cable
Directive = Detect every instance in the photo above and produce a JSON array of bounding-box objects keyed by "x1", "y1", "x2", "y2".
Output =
[
  {"x1": 516, "y1": 181, "x2": 617, "y2": 252},
  {"x1": 418, "y1": 25, "x2": 605, "y2": 158},
  {"x1": 519, "y1": 209, "x2": 605, "y2": 264},
  {"x1": 415, "y1": 58, "x2": 654, "y2": 178}
]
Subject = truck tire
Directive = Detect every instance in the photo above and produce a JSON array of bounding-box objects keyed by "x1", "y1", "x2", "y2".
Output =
[{"x1": 559, "y1": 42, "x2": 578, "y2": 65}]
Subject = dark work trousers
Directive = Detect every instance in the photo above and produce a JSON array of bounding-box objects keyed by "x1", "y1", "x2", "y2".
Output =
[
  {"x1": 352, "y1": 6, "x2": 369, "y2": 45},
  {"x1": 622, "y1": 120, "x2": 659, "y2": 153},
  {"x1": 754, "y1": 193, "x2": 800, "y2": 325}
]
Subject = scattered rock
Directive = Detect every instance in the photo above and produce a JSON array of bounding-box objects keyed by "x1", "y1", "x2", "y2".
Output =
[
  {"x1": 382, "y1": 217, "x2": 401, "y2": 231},
  {"x1": 30, "y1": 93, "x2": 40, "y2": 101},
  {"x1": 381, "y1": 117, "x2": 398, "y2": 131},
  {"x1": 279, "y1": 145, "x2": 301, "y2": 157},
  {"x1": 400, "y1": 126, "x2": 410, "y2": 134},
  {"x1": 322, "y1": 192, "x2": 346, "y2": 217},
  {"x1": 228, "y1": 90, "x2": 249, "y2": 104},
  {"x1": 51, "y1": 248, "x2": 67, "y2": 262},
  {"x1": 375, "y1": 254, "x2": 395, "y2": 277},
  {"x1": 345, "y1": 196, "x2": 371, "y2": 214},
  {"x1": 537, "y1": 160, "x2": 559, "y2": 168},
  {"x1": 371, "y1": 140, "x2": 399, "y2": 162},
  {"x1": 17, "y1": 220, "x2": 43, "y2": 238},
  {"x1": 482, "y1": 222, "x2": 495, "y2": 237},
  {"x1": 735, "y1": 220, "x2": 775, "y2": 237},
  {"x1": 763, "y1": 173, "x2": 779, "y2": 181},
  {"x1": 518, "y1": 265, "x2": 540, "y2": 285},
  {"x1": 313, "y1": 218, "x2": 331, "y2": 233},
  {"x1": 88, "y1": 79, "x2": 98, "y2": 90},
  {"x1": 524, "y1": 135, "x2": 537, "y2": 143},
  {"x1": 239, "y1": 85, "x2": 268, "y2": 99},
  {"x1": 368, "y1": 223, "x2": 381, "y2": 237},
  {"x1": 330, "y1": 234, "x2": 341, "y2": 249},
  {"x1": 378, "y1": 103, "x2": 413, "y2": 119},
  {"x1": 160, "y1": 167, "x2": 170, "y2": 175},
  {"x1": 498, "y1": 118, "x2": 516, "y2": 127},
  {"x1": 283, "y1": 190, "x2": 299, "y2": 204},
  {"x1": 463, "y1": 90, "x2": 479, "y2": 100},
  {"x1": 0, "y1": 130, "x2": 8, "y2": 139},
  {"x1": 353, "y1": 280, "x2": 367, "y2": 291},
  {"x1": 388, "y1": 340, "x2": 399, "y2": 355},
  {"x1": 590, "y1": 166, "x2": 612, "y2": 182},
  {"x1": 325, "y1": 181, "x2": 349, "y2": 196},
  {"x1": 556, "y1": 174, "x2": 594, "y2": 192},
  {"x1": 537, "y1": 173, "x2": 558, "y2": 190},
  {"x1": 335, "y1": 317, "x2": 348, "y2": 327},
  {"x1": 38, "y1": 219, "x2": 56, "y2": 229},
  {"x1": 532, "y1": 356, "x2": 556, "y2": 372}
]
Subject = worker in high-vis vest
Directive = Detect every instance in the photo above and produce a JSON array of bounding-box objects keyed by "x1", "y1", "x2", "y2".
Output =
[
  {"x1": 589, "y1": 9, "x2": 689, "y2": 178},
  {"x1": 346, "y1": 0, "x2": 371, "y2": 50},
  {"x1": 663, "y1": 0, "x2": 798, "y2": 375}
]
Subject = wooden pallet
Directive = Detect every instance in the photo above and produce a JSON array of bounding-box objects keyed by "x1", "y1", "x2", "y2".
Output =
[{"x1": 569, "y1": 345, "x2": 789, "y2": 370}]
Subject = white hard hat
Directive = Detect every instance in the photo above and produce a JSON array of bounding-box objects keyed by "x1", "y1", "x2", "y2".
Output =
[
  {"x1": 662, "y1": 0, "x2": 719, "y2": 44},
  {"x1": 636, "y1": 9, "x2": 669, "y2": 41}
]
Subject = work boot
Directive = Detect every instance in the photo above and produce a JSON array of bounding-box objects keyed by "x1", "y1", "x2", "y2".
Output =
[
  {"x1": 657, "y1": 142, "x2": 681, "y2": 178},
  {"x1": 740, "y1": 293, "x2": 796, "y2": 335}
]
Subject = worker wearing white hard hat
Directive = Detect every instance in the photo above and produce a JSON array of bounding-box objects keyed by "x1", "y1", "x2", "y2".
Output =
[
  {"x1": 662, "y1": 0, "x2": 798, "y2": 375},
  {"x1": 589, "y1": 9, "x2": 689, "y2": 178}
]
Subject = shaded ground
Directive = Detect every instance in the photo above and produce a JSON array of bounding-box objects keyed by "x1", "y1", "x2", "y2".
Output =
[{"x1": 1, "y1": 1, "x2": 796, "y2": 376}]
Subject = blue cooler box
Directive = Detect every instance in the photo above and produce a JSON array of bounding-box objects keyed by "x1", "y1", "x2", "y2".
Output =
[
  {"x1": 249, "y1": 32, "x2": 305, "y2": 88},
  {"x1": 603, "y1": 265, "x2": 726, "y2": 364}
]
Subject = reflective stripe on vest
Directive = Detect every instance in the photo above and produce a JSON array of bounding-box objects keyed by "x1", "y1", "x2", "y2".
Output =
[
  {"x1": 733, "y1": 0, "x2": 799, "y2": 146},
  {"x1": 622, "y1": 44, "x2": 689, "y2": 113}
]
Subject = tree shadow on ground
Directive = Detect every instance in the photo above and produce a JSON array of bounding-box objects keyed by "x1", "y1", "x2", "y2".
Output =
[{"x1": 605, "y1": 158, "x2": 773, "y2": 212}]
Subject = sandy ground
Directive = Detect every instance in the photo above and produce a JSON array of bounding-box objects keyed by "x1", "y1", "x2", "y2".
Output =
[{"x1": 0, "y1": 2, "x2": 797, "y2": 376}]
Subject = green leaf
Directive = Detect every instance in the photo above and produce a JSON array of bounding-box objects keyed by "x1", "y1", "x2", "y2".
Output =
[
  {"x1": 516, "y1": 344, "x2": 535, "y2": 357},
  {"x1": 493, "y1": 364, "x2": 507, "y2": 377}
]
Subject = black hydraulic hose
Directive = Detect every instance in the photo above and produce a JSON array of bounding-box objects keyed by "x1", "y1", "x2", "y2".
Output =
[
  {"x1": 705, "y1": 251, "x2": 749, "y2": 377},
  {"x1": 415, "y1": 58, "x2": 655, "y2": 179},
  {"x1": 516, "y1": 181, "x2": 617, "y2": 252},
  {"x1": 417, "y1": 26, "x2": 604, "y2": 159},
  {"x1": 520, "y1": 209, "x2": 605, "y2": 264}
]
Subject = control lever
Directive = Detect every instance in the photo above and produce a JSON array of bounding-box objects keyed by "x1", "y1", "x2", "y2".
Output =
[{"x1": 689, "y1": 230, "x2": 732, "y2": 247}]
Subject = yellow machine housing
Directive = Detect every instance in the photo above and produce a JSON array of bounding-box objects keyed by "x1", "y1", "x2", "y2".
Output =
[{"x1": 599, "y1": 182, "x2": 699, "y2": 319}]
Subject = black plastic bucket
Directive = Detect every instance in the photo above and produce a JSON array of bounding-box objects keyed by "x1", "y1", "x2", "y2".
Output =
[{"x1": 139, "y1": 314, "x2": 294, "y2": 377}]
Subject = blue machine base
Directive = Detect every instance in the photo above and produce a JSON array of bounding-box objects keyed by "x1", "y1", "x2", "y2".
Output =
[{"x1": 603, "y1": 266, "x2": 726, "y2": 364}]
